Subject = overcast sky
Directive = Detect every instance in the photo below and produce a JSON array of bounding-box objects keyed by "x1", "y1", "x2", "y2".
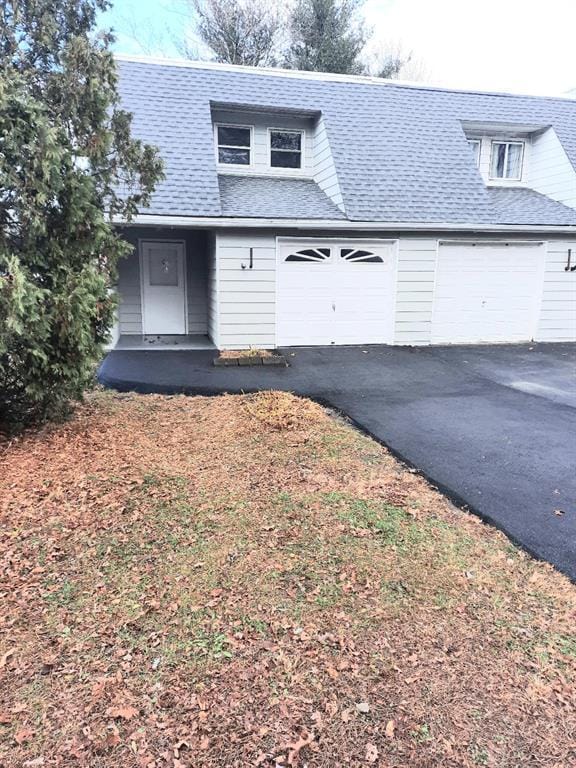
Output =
[{"x1": 102, "y1": 0, "x2": 576, "y2": 96}]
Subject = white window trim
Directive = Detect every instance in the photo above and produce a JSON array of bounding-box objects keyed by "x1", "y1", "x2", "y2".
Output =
[
  {"x1": 489, "y1": 139, "x2": 525, "y2": 182},
  {"x1": 467, "y1": 138, "x2": 481, "y2": 168},
  {"x1": 267, "y1": 127, "x2": 305, "y2": 172},
  {"x1": 214, "y1": 123, "x2": 254, "y2": 169}
]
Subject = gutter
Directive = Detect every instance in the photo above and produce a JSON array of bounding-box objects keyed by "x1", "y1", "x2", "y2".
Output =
[{"x1": 114, "y1": 214, "x2": 576, "y2": 235}]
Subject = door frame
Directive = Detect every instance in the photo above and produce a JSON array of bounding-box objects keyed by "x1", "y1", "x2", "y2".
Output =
[
  {"x1": 275, "y1": 236, "x2": 399, "y2": 347},
  {"x1": 139, "y1": 238, "x2": 188, "y2": 335}
]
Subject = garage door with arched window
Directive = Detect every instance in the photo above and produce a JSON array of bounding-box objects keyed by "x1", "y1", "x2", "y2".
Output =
[{"x1": 276, "y1": 239, "x2": 397, "y2": 346}]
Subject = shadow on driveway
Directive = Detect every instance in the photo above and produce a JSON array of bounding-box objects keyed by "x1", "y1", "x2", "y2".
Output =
[{"x1": 98, "y1": 342, "x2": 576, "y2": 581}]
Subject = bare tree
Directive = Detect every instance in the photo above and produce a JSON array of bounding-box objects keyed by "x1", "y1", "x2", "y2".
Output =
[
  {"x1": 366, "y1": 41, "x2": 428, "y2": 81},
  {"x1": 185, "y1": 0, "x2": 284, "y2": 66}
]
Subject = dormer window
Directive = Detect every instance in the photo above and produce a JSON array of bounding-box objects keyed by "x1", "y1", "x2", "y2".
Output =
[
  {"x1": 467, "y1": 139, "x2": 481, "y2": 167},
  {"x1": 490, "y1": 140, "x2": 524, "y2": 180},
  {"x1": 269, "y1": 129, "x2": 303, "y2": 169},
  {"x1": 216, "y1": 125, "x2": 252, "y2": 166}
]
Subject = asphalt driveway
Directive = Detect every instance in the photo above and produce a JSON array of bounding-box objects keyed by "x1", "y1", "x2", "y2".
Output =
[{"x1": 99, "y1": 343, "x2": 576, "y2": 580}]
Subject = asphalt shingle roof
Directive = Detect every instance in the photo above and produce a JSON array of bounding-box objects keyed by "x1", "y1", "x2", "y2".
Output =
[
  {"x1": 487, "y1": 188, "x2": 576, "y2": 226},
  {"x1": 217, "y1": 175, "x2": 346, "y2": 219},
  {"x1": 117, "y1": 58, "x2": 576, "y2": 226}
]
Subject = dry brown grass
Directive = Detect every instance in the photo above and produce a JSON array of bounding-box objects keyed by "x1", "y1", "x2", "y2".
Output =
[{"x1": 0, "y1": 391, "x2": 574, "y2": 768}]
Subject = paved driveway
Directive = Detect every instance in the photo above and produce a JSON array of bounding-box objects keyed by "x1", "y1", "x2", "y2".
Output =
[{"x1": 99, "y1": 343, "x2": 576, "y2": 580}]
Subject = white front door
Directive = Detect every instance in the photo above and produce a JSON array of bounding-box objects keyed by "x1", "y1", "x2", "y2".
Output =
[
  {"x1": 141, "y1": 241, "x2": 187, "y2": 335},
  {"x1": 432, "y1": 242, "x2": 544, "y2": 344},
  {"x1": 276, "y1": 239, "x2": 396, "y2": 346}
]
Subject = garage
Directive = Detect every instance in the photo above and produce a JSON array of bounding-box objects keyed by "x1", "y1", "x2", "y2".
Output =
[
  {"x1": 276, "y1": 239, "x2": 397, "y2": 346},
  {"x1": 432, "y1": 242, "x2": 545, "y2": 344}
]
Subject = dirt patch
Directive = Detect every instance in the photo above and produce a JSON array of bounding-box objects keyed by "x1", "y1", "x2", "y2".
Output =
[{"x1": 0, "y1": 391, "x2": 574, "y2": 767}]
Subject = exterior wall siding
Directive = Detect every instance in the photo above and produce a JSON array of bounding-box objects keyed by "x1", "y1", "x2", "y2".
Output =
[
  {"x1": 117, "y1": 228, "x2": 209, "y2": 336},
  {"x1": 529, "y1": 129, "x2": 576, "y2": 210},
  {"x1": 117, "y1": 248, "x2": 143, "y2": 334},
  {"x1": 214, "y1": 230, "x2": 576, "y2": 349},
  {"x1": 207, "y1": 232, "x2": 219, "y2": 345},
  {"x1": 393, "y1": 238, "x2": 438, "y2": 345},
  {"x1": 536, "y1": 240, "x2": 576, "y2": 341},
  {"x1": 313, "y1": 117, "x2": 345, "y2": 211},
  {"x1": 215, "y1": 231, "x2": 277, "y2": 349}
]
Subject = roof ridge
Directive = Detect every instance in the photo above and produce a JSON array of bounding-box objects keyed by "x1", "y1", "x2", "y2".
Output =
[{"x1": 114, "y1": 54, "x2": 576, "y2": 104}]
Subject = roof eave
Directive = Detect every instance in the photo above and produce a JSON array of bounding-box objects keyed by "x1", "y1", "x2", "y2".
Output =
[{"x1": 115, "y1": 214, "x2": 576, "y2": 234}]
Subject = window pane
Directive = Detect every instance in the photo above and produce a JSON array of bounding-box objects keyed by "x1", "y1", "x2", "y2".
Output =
[
  {"x1": 490, "y1": 143, "x2": 506, "y2": 178},
  {"x1": 217, "y1": 126, "x2": 251, "y2": 147},
  {"x1": 271, "y1": 150, "x2": 301, "y2": 168},
  {"x1": 271, "y1": 131, "x2": 302, "y2": 151},
  {"x1": 218, "y1": 147, "x2": 250, "y2": 165},
  {"x1": 506, "y1": 143, "x2": 523, "y2": 178},
  {"x1": 468, "y1": 140, "x2": 480, "y2": 167},
  {"x1": 149, "y1": 252, "x2": 179, "y2": 286}
]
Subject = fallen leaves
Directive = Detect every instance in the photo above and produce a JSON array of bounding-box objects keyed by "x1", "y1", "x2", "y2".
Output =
[
  {"x1": 106, "y1": 705, "x2": 139, "y2": 720},
  {"x1": 0, "y1": 391, "x2": 575, "y2": 768},
  {"x1": 365, "y1": 743, "x2": 379, "y2": 763},
  {"x1": 0, "y1": 647, "x2": 15, "y2": 668},
  {"x1": 14, "y1": 728, "x2": 33, "y2": 745},
  {"x1": 286, "y1": 732, "x2": 315, "y2": 766}
]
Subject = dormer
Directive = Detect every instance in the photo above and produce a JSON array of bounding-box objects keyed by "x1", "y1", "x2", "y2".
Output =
[
  {"x1": 462, "y1": 120, "x2": 576, "y2": 209},
  {"x1": 461, "y1": 121, "x2": 545, "y2": 187},
  {"x1": 210, "y1": 102, "x2": 345, "y2": 212},
  {"x1": 211, "y1": 104, "x2": 316, "y2": 178}
]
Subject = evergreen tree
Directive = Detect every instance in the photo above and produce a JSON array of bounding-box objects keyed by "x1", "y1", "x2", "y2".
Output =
[
  {"x1": 0, "y1": 0, "x2": 163, "y2": 429},
  {"x1": 285, "y1": 0, "x2": 367, "y2": 75}
]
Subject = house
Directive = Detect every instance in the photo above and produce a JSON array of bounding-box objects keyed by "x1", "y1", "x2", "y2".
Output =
[{"x1": 112, "y1": 55, "x2": 576, "y2": 350}]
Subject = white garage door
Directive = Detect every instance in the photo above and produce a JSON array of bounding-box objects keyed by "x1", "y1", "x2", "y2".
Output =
[
  {"x1": 277, "y1": 239, "x2": 396, "y2": 346},
  {"x1": 432, "y1": 242, "x2": 544, "y2": 344}
]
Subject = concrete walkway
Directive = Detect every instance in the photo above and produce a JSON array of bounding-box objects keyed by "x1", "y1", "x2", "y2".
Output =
[{"x1": 98, "y1": 343, "x2": 576, "y2": 580}]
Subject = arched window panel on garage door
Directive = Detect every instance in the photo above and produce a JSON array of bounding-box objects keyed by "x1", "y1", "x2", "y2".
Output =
[
  {"x1": 285, "y1": 247, "x2": 331, "y2": 262},
  {"x1": 340, "y1": 247, "x2": 384, "y2": 263}
]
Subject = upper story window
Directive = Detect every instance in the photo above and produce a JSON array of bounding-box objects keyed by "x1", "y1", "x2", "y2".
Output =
[
  {"x1": 490, "y1": 140, "x2": 524, "y2": 180},
  {"x1": 467, "y1": 139, "x2": 481, "y2": 167},
  {"x1": 270, "y1": 129, "x2": 303, "y2": 169},
  {"x1": 216, "y1": 125, "x2": 252, "y2": 166}
]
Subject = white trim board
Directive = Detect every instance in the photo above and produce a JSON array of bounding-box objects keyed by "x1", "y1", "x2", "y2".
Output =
[{"x1": 116, "y1": 214, "x2": 576, "y2": 234}]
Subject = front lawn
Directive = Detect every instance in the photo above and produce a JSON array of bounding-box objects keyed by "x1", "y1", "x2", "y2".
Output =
[{"x1": 1, "y1": 392, "x2": 574, "y2": 767}]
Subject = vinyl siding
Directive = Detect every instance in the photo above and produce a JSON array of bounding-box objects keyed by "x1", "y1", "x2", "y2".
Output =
[
  {"x1": 393, "y1": 238, "x2": 437, "y2": 345},
  {"x1": 117, "y1": 248, "x2": 142, "y2": 334},
  {"x1": 213, "y1": 231, "x2": 575, "y2": 349},
  {"x1": 313, "y1": 116, "x2": 345, "y2": 211},
  {"x1": 212, "y1": 109, "x2": 314, "y2": 177},
  {"x1": 207, "y1": 232, "x2": 219, "y2": 345},
  {"x1": 117, "y1": 228, "x2": 209, "y2": 335},
  {"x1": 215, "y1": 231, "x2": 277, "y2": 349},
  {"x1": 528, "y1": 128, "x2": 576, "y2": 210},
  {"x1": 536, "y1": 240, "x2": 576, "y2": 341},
  {"x1": 186, "y1": 244, "x2": 209, "y2": 334}
]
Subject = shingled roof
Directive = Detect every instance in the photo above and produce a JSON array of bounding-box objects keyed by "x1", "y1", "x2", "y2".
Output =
[{"x1": 116, "y1": 57, "x2": 576, "y2": 227}]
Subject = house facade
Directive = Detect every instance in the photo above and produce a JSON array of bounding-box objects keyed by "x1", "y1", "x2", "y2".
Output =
[{"x1": 113, "y1": 56, "x2": 576, "y2": 350}]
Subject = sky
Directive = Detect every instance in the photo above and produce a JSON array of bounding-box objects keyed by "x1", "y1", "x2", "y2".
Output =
[{"x1": 100, "y1": 0, "x2": 576, "y2": 97}]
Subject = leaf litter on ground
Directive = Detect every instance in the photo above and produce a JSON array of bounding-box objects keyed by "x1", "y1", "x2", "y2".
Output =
[{"x1": 0, "y1": 390, "x2": 575, "y2": 767}]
